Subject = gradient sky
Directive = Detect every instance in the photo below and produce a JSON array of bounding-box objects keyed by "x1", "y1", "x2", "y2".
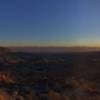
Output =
[{"x1": 0, "y1": 0, "x2": 100, "y2": 47}]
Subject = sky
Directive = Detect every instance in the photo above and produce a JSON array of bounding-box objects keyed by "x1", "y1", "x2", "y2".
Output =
[{"x1": 0, "y1": 0, "x2": 100, "y2": 47}]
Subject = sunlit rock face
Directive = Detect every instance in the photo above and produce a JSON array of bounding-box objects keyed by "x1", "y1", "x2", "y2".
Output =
[
  {"x1": 0, "y1": 71, "x2": 15, "y2": 84},
  {"x1": 0, "y1": 90, "x2": 12, "y2": 100}
]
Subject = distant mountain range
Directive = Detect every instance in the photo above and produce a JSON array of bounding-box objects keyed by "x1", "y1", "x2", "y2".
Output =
[
  {"x1": 0, "y1": 46, "x2": 100, "y2": 53},
  {"x1": 8, "y1": 47, "x2": 100, "y2": 53}
]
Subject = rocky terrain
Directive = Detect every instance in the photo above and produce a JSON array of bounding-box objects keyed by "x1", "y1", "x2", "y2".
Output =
[{"x1": 0, "y1": 47, "x2": 100, "y2": 99}]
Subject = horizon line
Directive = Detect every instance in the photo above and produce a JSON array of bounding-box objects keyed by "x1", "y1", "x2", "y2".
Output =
[{"x1": 1, "y1": 45, "x2": 100, "y2": 48}]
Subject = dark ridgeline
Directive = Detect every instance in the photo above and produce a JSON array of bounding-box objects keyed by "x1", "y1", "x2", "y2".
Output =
[
  {"x1": 0, "y1": 47, "x2": 10, "y2": 69},
  {"x1": 0, "y1": 47, "x2": 9, "y2": 58}
]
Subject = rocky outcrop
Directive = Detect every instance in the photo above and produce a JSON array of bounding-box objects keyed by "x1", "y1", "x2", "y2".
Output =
[{"x1": 0, "y1": 47, "x2": 10, "y2": 63}]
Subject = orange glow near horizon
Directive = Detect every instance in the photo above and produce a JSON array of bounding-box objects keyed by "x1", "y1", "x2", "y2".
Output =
[{"x1": 0, "y1": 40, "x2": 100, "y2": 48}]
